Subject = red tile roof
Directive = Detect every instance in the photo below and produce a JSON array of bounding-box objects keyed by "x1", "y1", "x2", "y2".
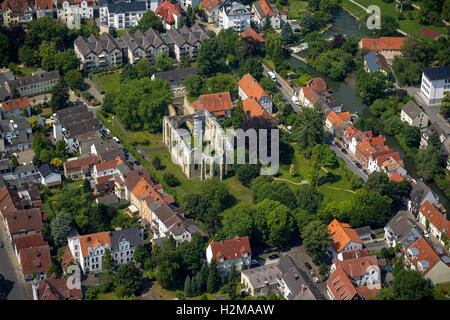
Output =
[
  {"x1": 241, "y1": 27, "x2": 265, "y2": 43},
  {"x1": 326, "y1": 266, "x2": 360, "y2": 300},
  {"x1": 78, "y1": 232, "x2": 111, "y2": 257},
  {"x1": 1, "y1": 97, "x2": 30, "y2": 112},
  {"x1": 407, "y1": 237, "x2": 440, "y2": 275},
  {"x1": 239, "y1": 73, "x2": 269, "y2": 102},
  {"x1": 0, "y1": 186, "x2": 24, "y2": 218},
  {"x1": 2, "y1": 0, "x2": 34, "y2": 12},
  {"x1": 19, "y1": 245, "x2": 52, "y2": 276},
  {"x1": 374, "y1": 151, "x2": 400, "y2": 167},
  {"x1": 94, "y1": 157, "x2": 121, "y2": 172},
  {"x1": 333, "y1": 255, "x2": 379, "y2": 278},
  {"x1": 389, "y1": 172, "x2": 404, "y2": 182},
  {"x1": 195, "y1": 91, "x2": 233, "y2": 114},
  {"x1": 419, "y1": 201, "x2": 449, "y2": 234},
  {"x1": 419, "y1": 28, "x2": 441, "y2": 39},
  {"x1": 340, "y1": 249, "x2": 368, "y2": 260},
  {"x1": 326, "y1": 111, "x2": 350, "y2": 129},
  {"x1": 360, "y1": 37, "x2": 406, "y2": 51},
  {"x1": 5, "y1": 208, "x2": 42, "y2": 235},
  {"x1": 122, "y1": 168, "x2": 153, "y2": 191},
  {"x1": 201, "y1": 0, "x2": 220, "y2": 12},
  {"x1": 306, "y1": 78, "x2": 327, "y2": 92},
  {"x1": 242, "y1": 98, "x2": 272, "y2": 121},
  {"x1": 257, "y1": 0, "x2": 275, "y2": 16},
  {"x1": 14, "y1": 233, "x2": 47, "y2": 252},
  {"x1": 35, "y1": 0, "x2": 52, "y2": 10},
  {"x1": 328, "y1": 219, "x2": 363, "y2": 253},
  {"x1": 59, "y1": 245, "x2": 75, "y2": 271},
  {"x1": 64, "y1": 155, "x2": 101, "y2": 171},
  {"x1": 208, "y1": 236, "x2": 252, "y2": 263},
  {"x1": 156, "y1": 1, "x2": 182, "y2": 24},
  {"x1": 302, "y1": 86, "x2": 320, "y2": 105},
  {"x1": 37, "y1": 274, "x2": 83, "y2": 300}
]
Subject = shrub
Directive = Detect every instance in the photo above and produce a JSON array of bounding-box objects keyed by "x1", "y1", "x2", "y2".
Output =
[{"x1": 163, "y1": 173, "x2": 180, "y2": 187}]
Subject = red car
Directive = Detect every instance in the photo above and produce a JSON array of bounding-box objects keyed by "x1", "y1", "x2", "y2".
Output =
[{"x1": 334, "y1": 141, "x2": 342, "y2": 149}]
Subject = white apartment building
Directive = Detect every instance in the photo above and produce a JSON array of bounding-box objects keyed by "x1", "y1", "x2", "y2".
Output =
[
  {"x1": 100, "y1": 0, "x2": 147, "y2": 29},
  {"x1": 4, "y1": 71, "x2": 60, "y2": 97},
  {"x1": 206, "y1": 236, "x2": 252, "y2": 274},
  {"x1": 420, "y1": 66, "x2": 450, "y2": 105},
  {"x1": 218, "y1": 0, "x2": 252, "y2": 32},
  {"x1": 57, "y1": 0, "x2": 94, "y2": 23}
]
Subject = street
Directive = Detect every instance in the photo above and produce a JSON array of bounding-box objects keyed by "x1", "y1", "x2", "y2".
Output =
[{"x1": 0, "y1": 220, "x2": 32, "y2": 300}]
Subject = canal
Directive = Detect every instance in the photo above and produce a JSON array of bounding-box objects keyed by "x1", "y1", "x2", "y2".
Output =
[{"x1": 288, "y1": 8, "x2": 449, "y2": 209}]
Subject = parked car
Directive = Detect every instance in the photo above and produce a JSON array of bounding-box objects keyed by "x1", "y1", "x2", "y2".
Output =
[
  {"x1": 291, "y1": 96, "x2": 301, "y2": 106},
  {"x1": 0, "y1": 241, "x2": 3, "y2": 248},
  {"x1": 309, "y1": 270, "x2": 315, "y2": 276},
  {"x1": 334, "y1": 141, "x2": 342, "y2": 149},
  {"x1": 134, "y1": 160, "x2": 140, "y2": 166},
  {"x1": 268, "y1": 71, "x2": 277, "y2": 82},
  {"x1": 341, "y1": 148, "x2": 347, "y2": 154},
  {"x1": 313, "y1": 276, "x2": 320, "y2": 283},
  {"x1": 355, "y1": 162, "x2": 363, "y2": 169},
  {"x1": 304, "y1": 262, "x2": 312, "y2": 270},
  {"x1": 268, "y1": 253, "x2": 279, "y2": 260},
  {"x1": 423, "y1": 230, "x2": 430, "y2": 238},
  {"x1": 362, "y1": 169, "x2": 368, "y2": 175}
]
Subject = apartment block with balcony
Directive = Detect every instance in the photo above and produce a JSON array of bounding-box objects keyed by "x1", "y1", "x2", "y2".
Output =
[
  {"x1": 166, "y1": 23, "x2": 210, "y2": 61},
  {"x1": 100, "y1": 0, "x2": 147, "y2": 29},
  {"x1": 120, "y1": 28, "x2": 170, "y2": 64},
  {"x1": 218, "y1": 0, "x2": 251, "y2": 33}
]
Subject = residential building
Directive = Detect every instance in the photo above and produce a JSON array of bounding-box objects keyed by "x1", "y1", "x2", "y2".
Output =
[
  {"x1": 0, "y1": 117, "x2": 34, "y2": 155},
  {"x1": 238, "y1": 73, "x2": 273, "y2": 114},
  {"x1": 114, "y1": 167, "x2": 154, "y2": 201},
  {"x1": 241, "y1": 27, "x2": 265, "y2": 50},
  {"x1": 419, "y1": 66, "x2": 450, "y2": 105},
  {"x1": 32, "y1": 274, "x2": 83, "y2": 300},
  {"x1": 201, "y1": 0, "x2": 221, "y2": 23},
  {"x1": 192, "y1": 91, "x2": 233, "y2": 119},
  {"x1": 330, "y1": 254, "x2": 381, "y2": 288},
  {"x1": 252, "y1": 0, "x2": 281, "y2": 30},
  {"x1": 37, "y1": 164, "x2": 62, "y2": 188},
  {"x1": 298, "y1": 86, "x2": 319, "y2": 108},
  {"x1": 408, "y1": 180, "x2": 439, "y2": 215},
  {"x1": 120, "y1": 28, "x2": 170, "y2": 64},
  {"x1": 242, "y1": 97, "x2": 273, "y2": 126},
  {"x1": 206, "y1": 235, "x2": 252, "y2": 274},
  {"x1": 100, "y1": 0, "x2": 147, "y2": 29},
  {"x1": 155, "y1": 0, "x2": 182, "y2": 30},
  {"x1": 166, "y1": 24, "x2": 210, "y2": 61},
  {"x1": 328, "y1": 219, "x2": 363, "y2": 258},
  {"x1": 364, "y1": 51, "x2": 390, "y2": 75},
  {"x1": 92, "y1": 157, "x2": 123, "y2": 179},
  {"x1": 13, "y1": 233, "x2": 47, "y2": 265},
  {"x1": 0, "y1": 185, "x2": 24, "y2": 219},
  {"x1": 4, "y1": 71, "x2": 60, "y2": 97},
  {"x1": 35, "y1": 0, "x2": 53, "y2": 18},
  {"x1": 0, "y1": 71, "x2": 15, "y2": 102},
  {"x1": 241, "y1": 262, "x2": 280, "y2": 297},
  {"x1": 74, "y1": 33, "x2": 123, "y2": 72},
  {"x1": 6, "y1": 164, "x2": 40, "y2": 182},
  {"x1": 152, "y1": 67, "x2": 197, "y2": 94},
  {"x1": 420, "y1": 121, "x2": 448, "y2": 149},
  {"x1": 358, "y1": 37, "x2": 406, "y2": 60},
  {"x1": 367, "y1": 149, "x2": 400, "y2": 173},
  {"x1": 67, "y1": 227, "x2": 144, "y2": 273},
  {"x1": 404, "y1": 237, "x2": 450, "y2": 285},
  {"x1": 400, "y1": 100, "x2": 429, "y2": 129},
  {"x1": 380, "y1": 156, "x2": 407, "y2": 178},
  {"x1": 57, "y1": 0, "x2": 94, "y2": 24},
  {"x1": 342, "y1": 126, "x2": 373, "y2": 155},
  {"x1": 3, "y1": 208, "x2": 43, "y2": 241},
  {"x1": 0, "y1": 97, "x2": 31, "y2": 119},
  {"x1": 1, "y1": 0, "x2": 34, "y2": 25},
  {"x1": 325, "y1": 110, "x2": 351, "y2": 135},
  {"x1": 418, "y1": 201, "x2": 449, "y2": 246},
  {"x1": 384, "y1": 211, "x2": 422, "y2": 249},
  {"x1": 389, "y1": 171, "x2": 404, "y2": 183},
  {"x1": 180, "y1": 0, "x2": 200, "y2": 8},
  {"x1": 354, "y1": 226, "x2": 372, "y2": 242},
  {"x1": 277, "y1": 255, "x2": 316, "y2": 300},
  {"x1": 63, "y1": 154, "x2": 101, "y2": 179},
  {"x1": 218, "y1": 0, "x2": 252, "y2": 32},
  {"x1": 19, "y1": 245, "x2": 52, "y2": 280}
]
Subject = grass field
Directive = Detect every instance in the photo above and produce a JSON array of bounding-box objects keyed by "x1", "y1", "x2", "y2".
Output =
[
  {"x1": 343, "y1": 0, "x2": 447, "y2": 37},
  {"x1": 99, "y1": 73, "x2": 121, "y2": 94},
  {"x1": 129, "y1": 131, "x2": 165, "y2": 149},
  {"x1": 96, "y1": 292, "x2": 119, "y2": 300},
  {"x1": 19, "y1": 66, "x2": 39, "y2": 77}
]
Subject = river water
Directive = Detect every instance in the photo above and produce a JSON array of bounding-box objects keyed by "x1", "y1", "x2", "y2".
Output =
[{"x1": 288, "y1": 8, "x2": 449, "y2": 209}]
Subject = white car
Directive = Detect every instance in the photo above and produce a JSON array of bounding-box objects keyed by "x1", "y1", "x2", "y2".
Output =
[
  {"x1": 292, "y1": 96, "x2": 300, "y2": 106},
  {"x1": 268, "y1": 71, "x2": 277, "y2": 81},
  {"x1": 423, "y1": 231, "x2": 429, "y2": 238},
  {"x1": 313, "y1": 276, "x2": 320, "y2": 283}
]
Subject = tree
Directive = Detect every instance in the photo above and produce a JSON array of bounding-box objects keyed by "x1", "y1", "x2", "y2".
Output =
[
  {"x1": 441, "y1": 92, "x2": 450, "y2": 119},
  {"x1": 281, "y1": 22, "x2": 295, "y2": 45},
  {"x1": 266, "y1": 202, "x2": 294, "y2": 247},
  {"x1": 135, "y1": 58, "x2": 155, "y2": 78},
  {"x1": 224, "y1": 264, "x2": 238, "y2": 299},
  {"x1": 120, "y1": 64, "x2": 139, "y2": 83},
  {"x1": 291, "y1": 107, "x2": 325, "y2": 149},
  {"x1": 153, "y1": 237, "x2": 181, "y2": 290},
  {"x1": 403, "y1": 125, "x2": 421, "y2": 148},
  {"x1": 206, "y1": 73, "x2": 238, "y2": 93},
  {"x1": 0, "y1": 33, "x2": 10, "y2": 67},
  {"x1": 55, "y1": 140, "x2": 68, "y2": 159},
  {"x1": 152, "y1": 155, "x2": 162, "y2": 170},
  {"x1": 114, "y1": 262, "x2": 142, "y2": 292},
  {"x1": 416, "y1": 144, "x2": 444, "y2": 182},
  {"x1": 64, "y1": 69, "x2": 84, "y2": 90},
  {"x1": 207, "y1": 259, "x2": 220, "y2": 293},
  {"x1": 310, "y1": 144, "x2": 337, "y2": 188},
  {"x1": 238, "y1": 56, "x2": 263, "y2": 81},
  {"x1": 18, "y1": 45, "x2": 38, "y2": 66},
  {"x1": 97, "y1": 272, "x2": 114, "y2": 292},
  {"x1": 83, "y1": 179, "x2": 91, "y2": 193},
  {"x1": 297, "y1": 185, "x2": 324, "y2": 213},
  {"x1": 102, "y1": 249, "x2": 115, "y2": 273},
  {"x1": 163, "y1": 173, "x2": 180, "y2": 187},
  {"x1": 356, "y1": 69, "x2": 389, "y2": 105},
  {"x1": 10, "y1": 154, "x2": 19, "y2": 167},
  {"x1": 155, "y1": 53, "x2": 173, "y2": 71},
  {"x1": 50, "y1": 157, "x2": 63, "y2": 168},
  {"x1": 259, "y1": 78, "x2": 277, "y2": 96},
  {"x1": 220, "y1": 204, "x2": 255, "y2": 240},
  {"x1": 262, "y1": 17, "x2": 273, "y2": 33},
  {"x1": 236, "y1": 164, "x2": 260, "y2": 187},
  {"x1": 377, "y1": 269, "x2": 434, "y2": 300},
  {"x1": 383, "y1": 116, "x2": 403, "y2": 136},
  {"x1": 301, "y1": 220, "x2": 330, "y2": 262},
  {"x1": 133, "y1": 244, "x2": 149, "y2": 265},
  {"x1": 135, "y1": 10, "x2": 163, "y2": 32},
  {"x1": 50, "y1": 213, "x2": 73, "y2": 247},
  {"x1": 185, "y1": 275, "x2": 194, "y2": 297},
  {"x1": 49, "y1": 79, "x2": 69, "y2": 112},
  {"x1": 371, "y1": 16, "x2": 400, "y2": 37},
  {"x1": 183, "y1": 74, "x2": 204, "y2": 96},
  {"x1": 177, "y1": 233, "x2": 206, "y2": 275}
]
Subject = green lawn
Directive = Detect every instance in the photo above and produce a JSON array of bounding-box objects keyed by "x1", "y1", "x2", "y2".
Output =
[
  {"x1": 19, "y1": 66, "x2": 39, "y2": 77},
  {"x1": 129, "y1": 131, "x2": 165, "y2": 149},
  {"x1": 96, "y1": 292, "x2": 119, "y2": 300},
  {"x1": 286, "y1": 0, "x2": 308, "y2": 12},
  {"x1": 116, "y1": 29, "x2": 131, "y2": 37},
  {"x1": 341, "y1": 0, "x2": 368, "y2": 20},
  {"x1": 347, "y1": 0, "x2": 447, "y2": 37},
  {"x1": 433, "y1": 283, "x2": 450, "y2": 300},
  {"x1": 99, "y1": 73, "x2": 121, "y2": 94}
]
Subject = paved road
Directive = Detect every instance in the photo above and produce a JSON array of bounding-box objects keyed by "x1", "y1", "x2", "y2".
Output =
[
  {"x1": 261, "y1": 68, "x2": 300, "y2": 113},
  {"x1": 0, "y1": 220, "x2": 32, "y2": 300},
  {"x1": 326, "y1": 136, "x2": 368, "y2": 182}
]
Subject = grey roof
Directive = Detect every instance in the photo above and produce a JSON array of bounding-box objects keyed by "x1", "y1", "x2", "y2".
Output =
[
  {"x1": 153, "y1": 67, "x2": 197, "y2": 86},
  {"x1": 355, "y1": 226, "x2": 372, "y2": 236},
  {"x1": 222, "y1": 1, "x2": 251, "y2": 16},
  {"x1": 38, "y1": 164, "x2": 59, "y2": 178},
  {"x1": 166, "y1": 24, "x2": 210, "y2": 47},
  {"x1": 74, "y1": 33, "x2": 121, "y2": 57},
  {"x1": 97, "y1": 193, "x2": 120, "y2": 206},
  {"x1": 107, "y1": 0, "x2": 146, "y2": 13},
  {"x1": 120, "y1": 28, "x2": 168, "y2": 53},
  {"x1": 422, "y1": 66, "x2": 450, "y2": 81},
  {"x1": 0, "y1": 72, "x2": 15, "y2": 83},
  {"x1": 6, "y1": 71, "x2": 59, "y2": 90},
  {"x1": 13, "y1": 163, "x2": 37, "y2": 175},
  {"x1": 401, "y1": 101, "x2": 423, "y2": 120},
  {"x1": 56, "y1": 105, "x2": 100, "y2": 139},
  {"x1": 409, "y1": 180, "x2": 436, "y2": 210},
  {"x1": 278, "y1": 255, "x2": 316, "y2": 300},
  {"x1": 241, "y1": 262, "x2": 280, "y2": 290},
  {"x1": 109, "y1": 227, "x2": 143, "y2": 251},
  {"x1": 385, "y1": 211, "x2": 422, "y2": 249},
  {"x1": 100, "y1": 149, "x2": 126, "y2": 162}
]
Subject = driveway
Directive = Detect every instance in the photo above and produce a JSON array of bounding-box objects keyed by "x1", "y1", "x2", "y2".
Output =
[{"x1": 0, "y1": 220, "x2": 32, "y2": 300}]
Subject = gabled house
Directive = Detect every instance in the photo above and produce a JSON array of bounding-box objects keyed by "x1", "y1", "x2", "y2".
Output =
[
  {"x1": 38, "y1": 164, "x2": 61, "y2": 188},
  {"x1": 3, "y1": 208, "x2": 43, "y2": 241},
  {"x1": 380, "y1": 156, "x2": 407, "y2": 178},
  {"x1": 238, "y1": 73, "x2": 273, "y2": 114},
  {"x1": 367, "y1": 149, "x2": 400, "y2": 173},
  {"x1": 0, "y1": 117, "x2": 34, "y2": 155},
  {"x1": 114, "y1": 167, "x2": 154, "y2": 201},
  {"x1": 420, "y1": 121, "x2": 448, "y2": 150},
  {"x1": 19, "y1": 244, "x2": 52, "y2": 280},
  {"x1": 325, "y1": 110, "x2": 351, "y2": 135},
  {"x1": 100, "y1": 0, "x2": 147, "y2": 29},
  {"x1": 92, "y1": 157, "x2": 124, "y2": 179},
  {"x1": 206, "y1": 235, "x2": 252, "y2": 274},
  {"x1": 152, "y1": 67, "x2": 198, "y2": 94},
  {"x1": 408, "y1": 180, "x2": 439, "y2": 215},
  {"x1": 218, "y1": 0, "x2": 252, "y2": 32},
  {"x1": 342, "y1": 126, "x2": 373, "y2": 155},
  {"x1": 5, "y1": 71, "x2": 60, "y2": 97},
  {"x1": 241, "y1": 27, "x2": 265, "y2": 51},
  {"x1": 384, "y1": 211, "x2": 422, "y2": 249},
  {"x1": 63, "y1": 154, "x2": 101, "y2": 179},
  {"x1": 252, "y1": 0, "x2": 281, "y2": 30},
  {"x1": 13, "y1": 233, "x2": 47, "y2": 263},
  {"x1": 358, "y1": 37, "x2": 406, "y2": 60},
  {"x1": 201, "y1": 0, "x2": 221, "y2": 23},
  {"x1": 192, "y1": 91, "x2": 233, "y2": 119},
  {"x1": 120, "y1": 28, "x2": 170, "y2": 64},
  {"x1": 298, "y1": 86, "x2": 319, "y2": 108},
  {"x1": 32, "y1": 274, "x2": 83, "y2": 300},
  {"x1": 0, "y1": 97, "x2": 31, "y2": 119},
  {"x1": 240, "y1": 262, "x2": 280, "y2": 297},
  {"x1": 364, "y1": 51, "x2": 390, "y2": 75},
  {"x1": 1, "y1": 0, "x2": 34, "y2": 25},
  {"x1": 400, "y1": 100, "x2": 429, "y2": 129},
  {"x1": 277, "y1": 255, "x2": 316, "y2": 300},
  {"x1": 57, "y1": 0, "x2": 94, "y2": 25},
  {"x1": 166, "y1": 24, "x2": 210, "y2": 61},
  {"x1": 418, "y1": 201, "x2": 449, "y2": 246},
  {"x1": 328, "y1": 219, "x2": 363, "y2": 258},
  {"x1": 35, "y1": 0, "x2": 53, "y2": 18},
  {"x1": 156, "y1": 0, "x2": 183, "y2": 30}
]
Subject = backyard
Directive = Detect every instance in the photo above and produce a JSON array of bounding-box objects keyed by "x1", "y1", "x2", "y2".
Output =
[{"x1": 98, "y1": 73, "x2": 121, "y2": 95}]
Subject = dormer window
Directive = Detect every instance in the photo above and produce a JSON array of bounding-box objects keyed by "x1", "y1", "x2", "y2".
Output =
[{"x1": 219, "y1": 258, "x2": 224, "y2": 263}]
